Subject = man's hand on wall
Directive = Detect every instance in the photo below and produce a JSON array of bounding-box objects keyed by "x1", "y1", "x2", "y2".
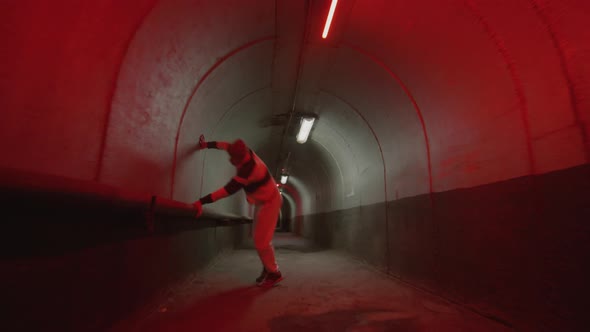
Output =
[{"x1": 198, "y1": 134, "x2": 207, "y2": 150}]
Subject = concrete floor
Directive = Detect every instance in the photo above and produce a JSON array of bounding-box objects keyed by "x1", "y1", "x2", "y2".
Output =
[{"x1": 111, "y1": 233, "x2": 511, "y2": 332}]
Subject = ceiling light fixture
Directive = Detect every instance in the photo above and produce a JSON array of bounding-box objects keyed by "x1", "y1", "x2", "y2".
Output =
[
  {"x1": 296, "y1": 117, "x2": 315, "y2": 144},
  {"x1": 322, "y1": 0, "x2": 339, "y2": 39},
  {"x1": 280, "y1": 175, "x2": 289, "y2": 185}
]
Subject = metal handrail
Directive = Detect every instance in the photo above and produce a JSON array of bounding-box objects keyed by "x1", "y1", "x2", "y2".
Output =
[{"x1": 0, "y1": 167, "x2": 252, "y2": 231}]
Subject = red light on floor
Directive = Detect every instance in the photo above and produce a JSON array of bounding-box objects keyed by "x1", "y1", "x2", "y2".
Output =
[{"x1": 322, "y1": 0, "x2": 338, "y2": 39}]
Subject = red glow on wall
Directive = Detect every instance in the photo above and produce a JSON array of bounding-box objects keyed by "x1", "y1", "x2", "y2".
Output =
[{"x1": 322, "y1": 0, "x2": 338, "y2": 39}]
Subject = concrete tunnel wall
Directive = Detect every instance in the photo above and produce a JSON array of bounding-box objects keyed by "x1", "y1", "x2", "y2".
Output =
[{"x1": 1, "y1": 0, "x2": 590, "y2": 331}]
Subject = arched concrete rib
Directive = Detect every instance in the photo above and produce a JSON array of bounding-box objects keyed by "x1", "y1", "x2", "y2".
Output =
[
  {"x1": 170, "y1": 36, "x2": 276, "y2": 198},
  {"x1": 196, "y1": 85, "x2": 272, "y2": 198},
  {"x1": 529, "y1": 0, "x2": 590, "y2": 163},
  {"x1": 95, "y1": 0, "x2": 159, "y2": 181},
  {"x1": 341, "y1": 42, "x2": 433, "y2": 194},
  {"x1": 318, "y1": 90, "x2": 387, "y2": 204},
  {"x1": 318, "y1": 89, "x2": 391, "y2": 272},
  {"x1": 465, "y1": 0, "x2": 536, "y2": 174}
]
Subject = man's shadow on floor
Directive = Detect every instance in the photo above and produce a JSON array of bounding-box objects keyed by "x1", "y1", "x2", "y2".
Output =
[{"x1": 149, "y1": 285, "x2": 271, "y2": 332}]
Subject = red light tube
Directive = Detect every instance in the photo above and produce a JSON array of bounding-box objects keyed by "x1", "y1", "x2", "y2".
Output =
[{"x1": 322, "y1": 0, "x2": 339, "y2": 39}]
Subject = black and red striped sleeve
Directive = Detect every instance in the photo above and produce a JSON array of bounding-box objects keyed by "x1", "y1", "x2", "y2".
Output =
[{"x1": 206, "y1": 141, "x2": 230, "y2": 150}]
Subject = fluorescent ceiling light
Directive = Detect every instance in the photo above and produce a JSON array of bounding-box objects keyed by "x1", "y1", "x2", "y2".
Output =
[
  {"x1": 280, "y1": 175, "x2": 289, "y2": 184},
  {"x1": 322, "y1": 0, "x2": 339, "y2": 39},
  {"x1": 296, "y1": 117, "x2": 315, "y2": 144}
]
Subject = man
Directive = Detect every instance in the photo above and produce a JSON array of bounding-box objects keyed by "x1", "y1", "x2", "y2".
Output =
[{"x1": 193, "y1": 136, "x2": 284, "y2": 287}]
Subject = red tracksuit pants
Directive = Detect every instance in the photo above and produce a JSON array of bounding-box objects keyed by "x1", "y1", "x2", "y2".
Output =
[{"x1": 253, "y1": 192, "x2": 282, "y2": 273}]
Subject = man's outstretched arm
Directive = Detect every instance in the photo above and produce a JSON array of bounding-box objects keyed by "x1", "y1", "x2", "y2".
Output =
[
  {"x1": 193, "y1": 175, "x2": 247, "y2": 217},
  {"x1": 205, "y1": 141, "x2": 230, "y2": 150},
  {"x1": 198, "y1": 135, "x2": 230, "y2": 151}
]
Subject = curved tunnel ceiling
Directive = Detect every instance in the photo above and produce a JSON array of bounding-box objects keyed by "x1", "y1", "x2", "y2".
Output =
[{"x1": 1, "y1": 0, "x2": 589, "y2": 217}]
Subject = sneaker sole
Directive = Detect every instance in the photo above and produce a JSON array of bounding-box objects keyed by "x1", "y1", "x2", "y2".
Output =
[{"x1": 258, "y1": 276, "x2": 284, "y2": 287}]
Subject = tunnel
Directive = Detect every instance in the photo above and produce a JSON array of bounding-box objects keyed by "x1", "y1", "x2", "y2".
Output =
[{"x1": 1, "y1": 0, "x2": 589, "y2": 331}]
